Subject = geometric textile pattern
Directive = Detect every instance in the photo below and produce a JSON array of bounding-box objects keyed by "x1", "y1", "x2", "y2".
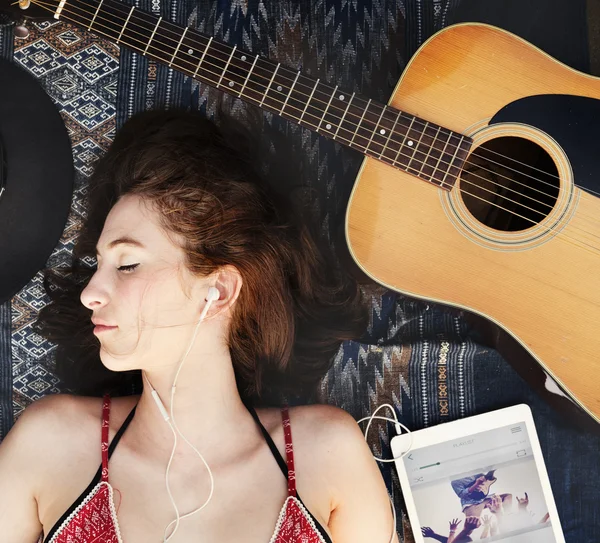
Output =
[
  {"x1": 11, "y1": 20, "x2": 118, "y2": 416},
  {"x1": 46, "y1": 482, "x2": 122, "y2": 543},
  {"x1": 272, "y1": 497, "x2": 330, "y2": 543},
  {"x1": 0, "y1": 18, "x2": 15, "y2": 442},
  {"x1": 2, "y1": 1, "x2": 599, "y2": 542},
  {"x1": 72, "y1": 1, "x2": 600, "y2": 541}
]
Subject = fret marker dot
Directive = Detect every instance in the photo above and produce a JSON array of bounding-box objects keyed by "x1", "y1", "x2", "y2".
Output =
[
  {"x1": 277, "y1": 85, "x2": 283, "y2": 92},
  {"x1": 408, "y1": 140, "x2": 414, "y2": 147},
  {"x1": 325, "y1": 123, "x2": 332, "y2": 130},
  {"x1": 339, "y1": 94, "x2": 345, "y2": 100},
  {"x1": 241, "y1": 55, "x2": 247, "y2": 61},
  {"x1": 188, "y1": 48, "x2": 194, "y2": 54},
  {"x1": 228, "y1": 81, "x2": 234, "y2": 87},
  {"x1": 380, "y1": 129, "x2": 386, "y2": 135}
]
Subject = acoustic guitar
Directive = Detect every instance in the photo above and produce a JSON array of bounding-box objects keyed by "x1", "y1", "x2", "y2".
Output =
[{"x1": 6, "y1": 0, "x2": 600, "y2": 427}]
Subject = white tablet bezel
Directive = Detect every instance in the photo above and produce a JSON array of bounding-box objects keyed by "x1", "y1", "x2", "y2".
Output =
[{"x1": 390, "y1": 404, "x2": 565, "y2": 543}]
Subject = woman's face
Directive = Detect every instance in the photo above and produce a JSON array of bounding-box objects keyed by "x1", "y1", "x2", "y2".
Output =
[{"x1": 80, "y1": 194, "x2": 205, "y2": 372}]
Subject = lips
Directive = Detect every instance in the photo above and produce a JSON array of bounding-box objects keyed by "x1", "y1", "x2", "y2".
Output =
[
  {"x1": 92, "y1": 318, "x2": 116, "y2": 327},
  {"x1": 93, "y1": 324, "x2": 118, "y2": 334},
  {"x1": 92, "y1": 319, "x2": 118, "y2": 334}
]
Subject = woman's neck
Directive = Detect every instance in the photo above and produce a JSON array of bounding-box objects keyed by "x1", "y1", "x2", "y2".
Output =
[{"x1": 125, "y1": 345, "x2": 253, "y2": 465}]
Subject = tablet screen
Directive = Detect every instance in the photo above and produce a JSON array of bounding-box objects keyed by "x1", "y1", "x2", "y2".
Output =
[{"x1": 402, "y1": 422, "x2": 557, "y2": 543}]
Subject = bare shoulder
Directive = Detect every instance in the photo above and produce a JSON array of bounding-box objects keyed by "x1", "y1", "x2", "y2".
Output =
[
  {"x1": 288, "y1": 403, "x2": 365, "y2": 449},
  {"x1": 14, "y1": 394, "x2": 96, "y2": 440},
  {"x1": 288, "y1": 405, "x2": 396, "y2": 541},
  {"x1": 20, "y1": 392, "x2": 95, "y2": 415},
  {"x1": 17, "y1": 393, "x2": 117, "y2": 435},
  {"x1": 288, "y1": 403, "x2": 357, "y2": 426},
  {"x1": 12, "y1": 394, "x2": 137, "y2": 484},
  {"x1": 18, "y1": 393, "x2": 138, "y2": 433},
  {"x1": 0, "y1": 395, "x2": 95, "y2": 501},
  {"x1": 258, "y1": 403, "x2": 369, "y2": 475},
  {"x1": 254, "y1": 403, "x2": 362, "y2": 446}
]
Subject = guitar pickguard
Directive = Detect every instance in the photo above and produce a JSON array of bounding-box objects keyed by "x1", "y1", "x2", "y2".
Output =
[{"x1": 490, "y1": 94, "x2": 600, "y2": 195}]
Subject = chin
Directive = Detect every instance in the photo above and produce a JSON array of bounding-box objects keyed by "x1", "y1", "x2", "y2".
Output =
[{"x1": 99, "y1": 347, "x2": 140, "y2": 373}]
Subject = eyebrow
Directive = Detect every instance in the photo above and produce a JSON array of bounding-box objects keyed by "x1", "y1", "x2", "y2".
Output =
[{"x1": 96, "y1": 236, "x2": 146, "y2": 256}]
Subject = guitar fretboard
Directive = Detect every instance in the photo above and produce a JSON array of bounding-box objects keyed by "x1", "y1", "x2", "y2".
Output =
[{"x1": 54, "y1": 0, "x2": 472, "y2": 189}]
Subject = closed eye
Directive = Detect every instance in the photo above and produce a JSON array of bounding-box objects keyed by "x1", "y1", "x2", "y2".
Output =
[{"x1": 118, "y1": 264, "x2": 139, "y2": 273}]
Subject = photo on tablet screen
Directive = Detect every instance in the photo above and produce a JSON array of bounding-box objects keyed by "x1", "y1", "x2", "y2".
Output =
[{"x1": 402, "y1": 422, "x2": 557, "y2": 543}]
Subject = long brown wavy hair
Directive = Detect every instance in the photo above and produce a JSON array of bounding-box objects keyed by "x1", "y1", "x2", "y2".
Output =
[{"x1": 35, "y1": 109, "x2": 367, "y2": 405}]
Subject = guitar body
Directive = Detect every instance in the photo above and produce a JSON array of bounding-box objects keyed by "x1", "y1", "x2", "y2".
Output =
[{"x1": 346, "y1": 23, "x2": 600, "y2": 423}]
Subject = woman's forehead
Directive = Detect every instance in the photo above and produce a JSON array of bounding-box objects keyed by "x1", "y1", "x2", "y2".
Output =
[{"x1": 99, "y1": 196, "x2": 172, "y2": 254}]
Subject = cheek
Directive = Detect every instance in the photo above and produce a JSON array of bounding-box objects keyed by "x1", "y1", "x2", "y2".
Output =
[
  {"x1": 116, "y1": 281, "x2": 147, "y2": 326},
  {"x1": 137, "y1": 277, "x2": 194, "y2": 329}
]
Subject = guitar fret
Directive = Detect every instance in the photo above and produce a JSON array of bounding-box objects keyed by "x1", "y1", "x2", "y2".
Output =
[
  {"x1": 51, "y1": 0, "x2": 472, "y2": 182},
  {"x1": 57, "y1": 0, "x2": 471, "y2": 186},
  {"x1": 239, "y1": 55, "x2": 259, "y2": 98},
  {"x1": 193, "y1": 36, "x2": 213, "y2": 79},
  {"x1": 170, "y1": 26, "x2": 188, "y2": 67},
  {"x1": 217, "y1": 45, "x2": 237, "y2": 88},
  {"x1": 259, "y1": 62, "x2": 280, "y2": 108},
  {"x1": 317, "y1": 85, "x2": 338, "y2": 131},
  {"x1": 407, "y1": 121, "x2": 429, "y2": 172},
  {"x1": 281, "y1": 71, "x2": 301, "y2": 114},
  {"x1": 365, "y1": 105, "x2": 386, "y2": 152},
  {"x1": 117, "y1": 5, "x2": 135, "y2": 44},
  {"x1": 394, "y1": 116, "x2": 416, "y2": 164},
  {"x1": 380, "y1": 110, "x2": 401, "y2": 159},
  {"x1": 299, "y1": 79, "x2": 320, "y2": 123},
  {"x1": 334, "y1": 92, "x2": 355, "y2": 139},
  {"x1": 441, "y1": 135, "x2": 466, "y2": 188},
  {"x1": 351, "y1": 99, "x2": 371, "y2": 146},
  {"x1": 144, "y1": 16, "x2": 162, "y2": 56},
  {"x1": 88, "y1": 0, "x2": 104, "y2": 30},
  {"x1": 418, "y1": 126, "x2": 441, "y2": 175},
  {"x1": 432, "y1": 131, "x2": 453, "y2": 183},
  {"x1": 54, "y1": 0, "x2": 67, "y2": 19}
]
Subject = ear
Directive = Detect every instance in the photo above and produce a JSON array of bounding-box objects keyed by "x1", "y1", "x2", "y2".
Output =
[{"x1": 205, "y1": 265, "x2": 243, "y2": 318}]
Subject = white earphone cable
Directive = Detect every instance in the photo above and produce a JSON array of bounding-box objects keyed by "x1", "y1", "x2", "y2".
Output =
[
  {"x1": 163, "y1": 288, "x2": 219, "y2": 542},
  {"x1": 357, "y1": 403, "x2": 413, "y2": 543},
  {"x1": 143, "y1": 288, "x2": 219, "y2": 542},
  {"x1": 148, "y1": 292, "x2": 411, "y2": 543}
]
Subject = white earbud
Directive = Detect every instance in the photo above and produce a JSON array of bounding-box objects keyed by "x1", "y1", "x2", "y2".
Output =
[{"x1": 206, "y1": 286, "x2": 219, "y2": 303}]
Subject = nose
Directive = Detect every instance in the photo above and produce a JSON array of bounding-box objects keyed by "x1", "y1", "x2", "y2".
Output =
[{"x1": 80, "y1": 269, "x2": 110, "y2": 310}]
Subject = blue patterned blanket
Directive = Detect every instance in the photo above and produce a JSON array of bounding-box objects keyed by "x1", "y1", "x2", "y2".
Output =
[{"x1": 0, "y1": 1, "x2": 598, "y2": 541}]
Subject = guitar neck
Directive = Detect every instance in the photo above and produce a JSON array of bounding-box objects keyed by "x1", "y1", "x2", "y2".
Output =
[{"x1": 49, "y1": 0, "x2": 471, "y2": 189}]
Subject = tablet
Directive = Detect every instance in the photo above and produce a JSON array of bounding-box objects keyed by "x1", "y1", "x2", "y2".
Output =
[{"x1": 390, "y1": 404, "x2": 565, "y2": 543}]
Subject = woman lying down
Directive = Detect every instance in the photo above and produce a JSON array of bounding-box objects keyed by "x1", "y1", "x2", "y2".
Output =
[{"x1": 0, "y1": 110, "x2": 398, "y2": 543}]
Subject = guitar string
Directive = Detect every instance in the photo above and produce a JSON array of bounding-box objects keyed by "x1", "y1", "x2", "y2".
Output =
[
  {"x1": 68, "y1": 0, "x2": 600, "y2": 206},
  {"x1": 34, "y1": 2, "x2": 570, "y2": 208},
  {"x1": 39, "y1": 1, "x2": 590, "y2": 193},
  {"x1": 69, "y1": 0, "x2": 600, "y2": 223},
  {"x1": 46, "y1": 0, "x2": 600, "y2": 251},
  {"x1": 34, "y1": 0, "x2": 600, "y2": 249},
  {"x1": 31, "y1": 0, "x2": 600, "y2": 253},
  {"x1": 45, "y1": 4, "x2": 561, "y2": 220},
  {"x1": 458, "y1": 144, "x2": 600, "y2": 199},
  {"x1": 41, "y1": 0, "x2": 600, "y2": 211},
  {"x1": 30, "y1": 0, "x2": 594, "y2": 203},
  {"x1": 53, "y1": 1, "x2": 571, "y2": 190}
]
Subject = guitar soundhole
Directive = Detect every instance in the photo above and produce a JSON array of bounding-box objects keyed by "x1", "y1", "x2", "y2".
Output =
[{"x1": 460, "y1": 136, "x2": 560, "y2": 232}]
